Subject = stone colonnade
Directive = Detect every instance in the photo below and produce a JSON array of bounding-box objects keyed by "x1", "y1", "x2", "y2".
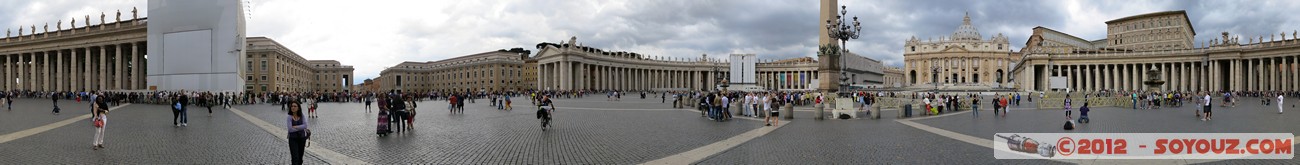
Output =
[{"x1": 2, "y1": 41, "x2": 147, "y2": 92}]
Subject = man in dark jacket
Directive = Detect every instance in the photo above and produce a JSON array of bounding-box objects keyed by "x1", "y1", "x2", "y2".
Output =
[{"x1": 389, "y1": 93, "x2": 407, "y2": 133}]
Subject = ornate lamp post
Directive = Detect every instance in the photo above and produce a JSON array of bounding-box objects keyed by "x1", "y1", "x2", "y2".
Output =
[
  {"x1": 815, "y1": 5, "x2": 862, "y2": 120},
  {"x1": 932, "y1": 66, "x2": 940, "y2": 93},
  {"x1": 826, "y1": 5, "x2": 862, "y2": 95}
]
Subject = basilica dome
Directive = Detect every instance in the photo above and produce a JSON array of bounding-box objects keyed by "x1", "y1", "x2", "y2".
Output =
[{"x1": 951, "y1": 12, "x2": 982, "y2": 41}]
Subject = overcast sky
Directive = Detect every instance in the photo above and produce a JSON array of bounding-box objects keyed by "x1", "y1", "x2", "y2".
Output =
[{"x1": 4, "y1": 0, "x2": 1300, "y2": 84}]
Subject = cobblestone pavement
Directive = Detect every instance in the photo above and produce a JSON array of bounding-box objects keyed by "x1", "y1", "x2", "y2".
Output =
[
  {"x1": 914, "y1": 96, "x2": 1300, "y2": 164},
  {"x1": 234, "y1": 97, "x2": 763, "y2": 164},
  {"x1": 698, "y1": 110, "x2": 1065, "y2": 165},
  {"x1": 0, "y1": 98, "x2": 100, "y2": 135},
  {"x1": 0, "y1": 103, "x2": 326, "y2": 164},
  {"x1": 0, "y1": 95, "x2": 1294, "y2": 164}
]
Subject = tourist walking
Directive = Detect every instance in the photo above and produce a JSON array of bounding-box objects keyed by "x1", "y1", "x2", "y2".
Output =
[
  {"x1": 971, "y1": 96, "x2": 979, "y2": 117},
  {"x1": 999, "y1": 95, "x2": 1009, "y2": 116},
  {"x1": 5, "y1": 93, "x2": 12, "y2": 110},
  {"x1": 286, "y1": 101, "x2": 309, "y2": 165},
  {"x1": 721, "y1": 94, "x2": 731, "y2": 121},
  {"x1": 1279, "y1": 94, "x2": 1285, "y2": 114},
  {"x1": 205, "y1": 93, "x2": 215, "y2": 116},
  {"x1": 1014, "y1": 93, "x2": 1021, "y2": 106},
  {"x1": 991, "y1": 94, "x2": 999, "y2": 116},
  {"x1": 364, "y1": 96, "x2": 373, "y2": 112},
  {"x1": 309, "y1": 96, "x2": 319, "y2": 118},
  {"x1": 52, "y1": 94, "x2": 60, "y2": 115},
  {"x1": 1202, "y1": 93, "x2": 1213, "y2": 121},
  {"x1": 91, "y1": 95, "x2": 109, "y2": 150}
]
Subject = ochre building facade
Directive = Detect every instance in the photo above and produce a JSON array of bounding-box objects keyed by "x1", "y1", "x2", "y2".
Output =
[
  {"x1": 377, "y1": 49, "x2": 532, "y2": 93},
  {"x1": 245, "y1": 37, "x2": 354, "y2": 93}
]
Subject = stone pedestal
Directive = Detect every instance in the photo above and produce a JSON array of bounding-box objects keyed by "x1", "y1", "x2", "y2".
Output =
[
  {"x1": 782, "y1": 103, "x2": 793, "y2": 119},
  {"x1": 814, "y1": 102, "x2": 825, "y2": 120},
  {"x1": 870, "y1": 103, "x2": 881, "y2": 119}
]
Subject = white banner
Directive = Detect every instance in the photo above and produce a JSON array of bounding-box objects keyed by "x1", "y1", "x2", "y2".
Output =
[{"x1": 993, "y1": 133, "x2": 1294, "y2": 159}]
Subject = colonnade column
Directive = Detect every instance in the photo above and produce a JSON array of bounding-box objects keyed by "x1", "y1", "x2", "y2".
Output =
[
  {"x1": 115, "y1": 44, "x2": 123, "y2": 90},
  {"x1": 1191, "y1": 63, "x2": 1198, "y2": 92},
  {"x1": 3, "y1": 55, "x2": 8, "y2": 90},
  {"x1": 1211, "y1": 60, "x2": 1220, "y2": 91},
  {"x1": 18, "y1": 54, "x2": 25, "y2": 90},
  {"x1": 1135, "y1": 63, "x2": 1143, "y2": 90},
  {"x1": 54, "y1": 50, "x2": 61, "y2": 91},
  {"x1": 1246, "y1": 59, "x2": 1253, "y2": 91},
  {"x1": 42, "y1": 52, "x2": 49, "y2": 91},
  {"x1": 1088, "y1": 65, "x2": 1095, "y2": 91},
  {"x1": 1110, "y1": 64, "x2": 1117, "y2": 91},
  {"x1": 1272, "y1": 58, "x2": 1279, "y2": 91},
  {"x1": 537, "y1": 63, "x2": 546, "y2": 90}
]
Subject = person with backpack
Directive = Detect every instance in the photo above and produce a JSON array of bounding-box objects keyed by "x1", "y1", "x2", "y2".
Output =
[{"x1": 537, "y1": 95, "x2": 556, "y2": 130}]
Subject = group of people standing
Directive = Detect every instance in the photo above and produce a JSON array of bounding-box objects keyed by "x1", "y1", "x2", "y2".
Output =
[{"x1": 676, "y1": 91, "x2": 790, "y2": 126}]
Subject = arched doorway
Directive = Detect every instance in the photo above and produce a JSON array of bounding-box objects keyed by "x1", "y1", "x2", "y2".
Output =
[
  {"x1": 910, "y1": 70, "x2": 917, "y2": 85},
  {"x1": 996, "y1": 69, "x2": 1005, "y2": 83}
]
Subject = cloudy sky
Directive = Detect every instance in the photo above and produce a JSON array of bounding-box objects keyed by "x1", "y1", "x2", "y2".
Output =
[{"x1": 4, "y1": 0, "x2": 1300, "y2": 84}]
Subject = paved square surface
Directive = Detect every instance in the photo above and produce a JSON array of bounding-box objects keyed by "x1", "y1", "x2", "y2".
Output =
[{"x1": 0, "y1": 95, "x2": 1295, "y2": 164}]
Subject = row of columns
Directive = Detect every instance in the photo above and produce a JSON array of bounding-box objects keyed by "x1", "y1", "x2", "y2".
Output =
[
  {"x1": 1050, "y1": 62, "x2": 1207, "y2": 92},
  {"x1": 539, "y1": 61, "x2": 707, "y2": 91},
  {"x1": 1042, "y1": 55, "x2": 1299, "y2": 92},
  {"x1": 1237, "y1": 56, "x2": 1297, "y2": 92},
  {"x1": 536, "y1": 60, "x2": 819, "y2": 91},
  {"x1": 757, "y1": 71, "x2": 816, "y2": 90},
  {"x1": 1, "y1": 42, "x2": 145, "y2": 92}
]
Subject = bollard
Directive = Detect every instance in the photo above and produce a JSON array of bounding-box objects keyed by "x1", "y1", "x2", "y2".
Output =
[
  {"x1": 783, "y1": 102, "x2": 793, "y2": 119},
  {"x1": 733, "y1": 101, "x2": 743, "y2": 118},
  {"x1": 814, "y1": 102, "x2": 825, "y2": 120},
  {"x1": 871, "y1": 103, "x2": 881, "y2": 119}
]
